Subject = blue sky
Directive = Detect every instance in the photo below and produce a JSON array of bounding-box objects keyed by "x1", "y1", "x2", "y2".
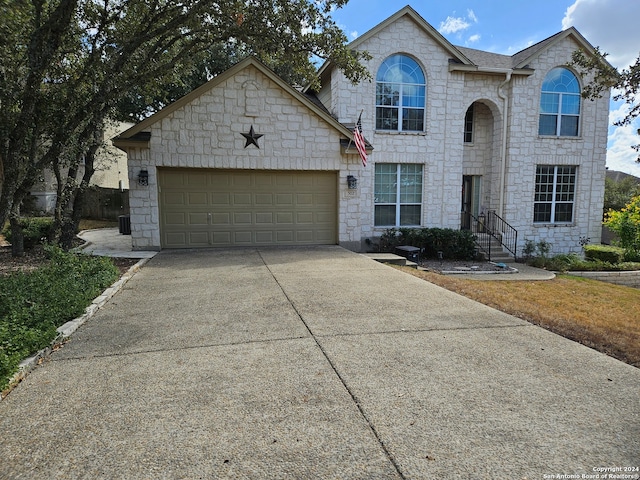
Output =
[{"x1": 330, "y1": 0, "x2": 640, "y2": 177}]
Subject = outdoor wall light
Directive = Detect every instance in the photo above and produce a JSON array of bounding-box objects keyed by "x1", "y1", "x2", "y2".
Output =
[
  {"x1": 347, "y1": 175, "x2": 358, "y2": 189},
  {"x1": 137, "y1": 169, "x2": 149, "y2": 186}
]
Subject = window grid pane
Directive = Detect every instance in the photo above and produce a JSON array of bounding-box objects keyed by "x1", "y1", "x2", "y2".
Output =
[
  {"x1": 534, "y1": 166, "x2": 576, "y2": 223},
  {"x1": 376, "y1": 55, "x2": 426, "y2": 132},
  {"x1": 539, "y1": 68, "x2": 580, "y2": 137},
  {"x1": 374, "y1": 164, "x2": 423, "y2": 226},
  {"x1": 464, "y1": 105, "x2": 474, "y2": 143}
]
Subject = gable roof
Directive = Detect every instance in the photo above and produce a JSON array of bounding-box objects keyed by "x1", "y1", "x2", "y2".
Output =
[
  {"x1": 350, "y1": 5, "x2": 473, "y2": 64},
  {"x1": 511, "y1": 26, "x2": 601, "y2": 69},
  {"x1": 313, "y1": 5, "x2": 473, "y2": 83},
  {"x1": 113, "y1": 56, "x2": 362, "y2": 151}
]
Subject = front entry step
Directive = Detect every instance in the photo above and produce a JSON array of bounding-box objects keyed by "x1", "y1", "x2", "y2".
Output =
[{"x1": 362, "y1": 253, "x2": 418, "y2": 269}]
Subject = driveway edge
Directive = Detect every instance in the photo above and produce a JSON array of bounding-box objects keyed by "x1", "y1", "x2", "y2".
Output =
[{"x1": 1, "y1": 258, "x2": 150, "y2": 400}]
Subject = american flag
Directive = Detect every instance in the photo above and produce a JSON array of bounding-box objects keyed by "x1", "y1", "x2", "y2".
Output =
[{"x1": 353, "y1": 112, "x2": 368, "y2": 167}]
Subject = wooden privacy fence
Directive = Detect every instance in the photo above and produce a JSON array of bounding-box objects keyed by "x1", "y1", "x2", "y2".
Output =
[{"x1": 81, "y1": 187, "x2": 129, "y2": 220}]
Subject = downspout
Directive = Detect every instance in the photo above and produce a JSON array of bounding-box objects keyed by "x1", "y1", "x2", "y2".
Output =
[{"x1": 497, "y1": 71, "x2": 512, "y2": 218}]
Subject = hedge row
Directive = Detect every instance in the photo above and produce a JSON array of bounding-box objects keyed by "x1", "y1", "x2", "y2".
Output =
[{"x1": 374, "y1": 228, "x2": 477, "y2": 260}]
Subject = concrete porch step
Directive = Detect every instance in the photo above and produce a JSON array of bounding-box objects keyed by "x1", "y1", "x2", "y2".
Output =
[{"x1": 362, "y1": 253, "x2": 419, "y2": 269}]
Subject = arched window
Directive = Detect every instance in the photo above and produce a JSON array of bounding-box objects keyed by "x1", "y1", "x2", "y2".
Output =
[
  {"x1": 376, "y1": 55, "x2": 425, "y2": 132},
  {"x1": 538, "y1": 67, "x2": 581, "y2": 136}
]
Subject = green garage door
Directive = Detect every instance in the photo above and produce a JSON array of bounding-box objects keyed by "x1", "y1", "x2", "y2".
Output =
[{"x1": 159, "y1": 169, "x2": 337, "y2": 248}]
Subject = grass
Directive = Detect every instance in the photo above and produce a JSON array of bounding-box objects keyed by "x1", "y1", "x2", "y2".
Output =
[
  {"x1": 399, "y1": 267, "x2": 640, "y2": 368},
  {"x1": 79, "y1": 219, "x2": 118, "y2": 230}
]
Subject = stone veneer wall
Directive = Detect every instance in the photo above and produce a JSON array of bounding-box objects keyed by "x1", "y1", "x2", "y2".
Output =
[
  {"x1": 127, "y1": 64, "x2": 364, "y2": 251},
  {"x1": 566, "y1": 271, "x2": 640, "y2": 288}
]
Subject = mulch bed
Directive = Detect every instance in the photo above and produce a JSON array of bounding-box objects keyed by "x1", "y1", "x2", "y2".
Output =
[{"x1": 419, "y1": 258, "x2": 512, "y2": 273}]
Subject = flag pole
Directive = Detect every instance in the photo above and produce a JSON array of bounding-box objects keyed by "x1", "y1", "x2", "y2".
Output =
[{"x1": 346, "y1": 109, "x2": 364, "y2": 155}]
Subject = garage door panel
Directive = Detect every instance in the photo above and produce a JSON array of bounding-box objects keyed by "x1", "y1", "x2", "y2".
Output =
[
  {"x1": 212, "y1": 231, "x2": 232, "y2": 245},
  {"x1": 211, "y1": 213, "x2": 230, "y2": 225},
  {"x1": 233, "y1": 232, "x2": 253, "y2": 244},
  {"x1": 165, "y1": 213, "x2": 186, "y2": 226},
  {"x1": 255, "y1": 212, "x2": 274, "y2": 224},
  {"x1": 255, "y1": 231, "x2": 274, "y2": 243},
  {"x1": 296, "y1": 212, "x2": 314, "y2": 224},
  {"x1": 276, "y1": 212, "x2": 294, "y2": 224},
  {"x1": 296, "y1": 230, "x2": 314, "y2": 242},
  {"x1": 233, "y1": 213, "x2": 252, "y2": 225},
  {"x1": 233, "y1": 193, "x2": 252, "y2": 205},
  {"x1": 255, "y1": 193, "x2": 273, "y2": 205},
  {"x1": 211, "y1": 193, "x2": 231, "y2": 205},
  {"x1": 315, "y1": 193, "x2": 335, "y2": 206},
  {"x1": 186, "y1": 173, "x2": 207, "y2": 186},
  {"x1": 164, "y1": 192, "x2": 185, "y2": 206},
  {"x1": 189, "y1": 232, "x2": 209, "y2": 245},
  {"x1": 296, "y1": 193, "x2": 314, "y2": 205},
  {"x1": 187, "y1": 192, "x2": 208, "y2": 205},
  {"x1": 188, "y1": 213, "x2": 209, "y2": 225},
  {"x1": 276, "y1": 231, "x2": 294, "y2": 242},
  {"x1": 233, "y1": 173, "x2": 252, "y2": 187},
  {"x1": 159, "y1": 169, "x2": 336, "y2": 248},
  {"x1": 165, "y1": 232, "x2": 187, "y2": 246},
  {"x1": 276, "y1": 194, "x2": 294, "y2": 205},
  {"x1": 315, "y1": 229, "x2": 335, "y2": 242}
]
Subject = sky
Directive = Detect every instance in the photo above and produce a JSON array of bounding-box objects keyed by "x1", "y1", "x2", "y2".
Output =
[{"x1": 330, "y1": 0, "x2": 640, "y2": 177}]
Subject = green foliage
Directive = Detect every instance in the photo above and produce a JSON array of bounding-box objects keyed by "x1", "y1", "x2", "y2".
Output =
[
  {"x1": 1, "y1": 217, "x2": 53, "y2": 249},
  {"x1": 604, "y1": 194, "x2": 640, "y2": 256},
  {"x1": 584, "y1": 244, "x2": 625, "y2": 264},
  {"x1": 0, "y1": 246, "x2": 119, "y2": 391},
  {"x1": 527, "y1": 252, "x2": 640, "y2": 272},
  {"x1": 522, "y1": 239, "x2": 552, "y2": 259},
  {"x1": 375, "y1": 228, "x2": 476, "y2": 260},
  {"x1": 570, "y1": 48, "x2": 640, "y2": 158},
  {"x1": 604, "y1": 176, "x2": 640, "y2": 212}
]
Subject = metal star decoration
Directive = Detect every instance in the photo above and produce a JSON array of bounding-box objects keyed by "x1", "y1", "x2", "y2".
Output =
[{"x1": 241, "y1": 125, "x2": 263, "y2": 148}]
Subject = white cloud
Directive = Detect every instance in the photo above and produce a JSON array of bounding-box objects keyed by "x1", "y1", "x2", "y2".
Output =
[
  {"x1": 606, "y1": 102, "x2": 640, "y2": 176},
  {"x1": 439, "y1": 9, "x2": 479, "y2": 36},
  {"x1": 349, "y1": 30, "x2": 359, "y2": 40},
  {"x1": 563, "y1": 0, "x2": 640, "y2": 176},
  {"x1": 562, "y1": 0, "x2": 640, "y2": 69},
  {"x1": 439, "y1": 16, "x2": 471, "y2": 34},
  {"x1": 468, "y1": 34, "x2": 481, "y2": 43}
]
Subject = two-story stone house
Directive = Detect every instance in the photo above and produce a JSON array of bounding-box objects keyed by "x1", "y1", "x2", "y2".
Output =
[{"x1": 114, "y1": 6, "x2": 610, "y2": 256}]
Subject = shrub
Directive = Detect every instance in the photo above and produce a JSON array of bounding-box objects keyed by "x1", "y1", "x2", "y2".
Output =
[
  {"x1": 374, "y1": 228, "x2": 476, "y2": 260},
  {"x1": 0, "y1": 246, "x2": 119, "y2": 391},
  {"x1": 604, "y1": 194, "x2": 640, "y2": 256},
  {"x1": 1, "y1": 217, "x2": 53, "y2": 249},
  {"x1": 584, "y1": 244, "x2": 625, "y2": 264}
]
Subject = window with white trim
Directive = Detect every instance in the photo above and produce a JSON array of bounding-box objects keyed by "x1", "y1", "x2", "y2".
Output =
[
  {"x1": 374, "y1": 164, "x2": 423, "y2": 226},
  {"x1": 534, "y1": 165, "x2": 576, "y2": 223},
  {"x1": 464, "y1": 104, "x2": 474, "y2": 143},
  {"x1": 375, "y1": 55, "x2": 426, "y2": 132},
  {"x1": 538, "y1": 68, "x2": 581, "y2": 136}
]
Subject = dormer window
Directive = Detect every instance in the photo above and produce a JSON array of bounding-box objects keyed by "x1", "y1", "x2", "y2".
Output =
[{"x1": 375, "y1": 55, "x2": 426, "y2": 132}]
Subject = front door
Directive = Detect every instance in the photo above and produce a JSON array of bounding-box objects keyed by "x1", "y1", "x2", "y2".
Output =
[{"x1": 461, "y1": 175, "x2": 482, "y2": 230}]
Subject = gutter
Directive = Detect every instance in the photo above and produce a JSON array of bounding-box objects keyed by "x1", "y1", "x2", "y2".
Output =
[{"x1": 497, "y1": 70, "x2": 513, "y2": 219}]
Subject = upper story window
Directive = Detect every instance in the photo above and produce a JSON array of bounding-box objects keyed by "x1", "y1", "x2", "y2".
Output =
[
  {"x1": 376, "y1": 55, "x2": 425, "y2": 132},
  {"x1": 538, "y1": 67, "x2": 581, "y2": 136}
]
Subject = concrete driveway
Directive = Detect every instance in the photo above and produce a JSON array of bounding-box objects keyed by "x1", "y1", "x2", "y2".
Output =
[{"x1": 1, "y1": 246, "x2": 638, "y2": 479}]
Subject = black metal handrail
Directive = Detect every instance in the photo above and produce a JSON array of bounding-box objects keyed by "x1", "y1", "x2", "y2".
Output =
[{"x1": 468, "y1": 210, "x2": 518, "y2": 261}]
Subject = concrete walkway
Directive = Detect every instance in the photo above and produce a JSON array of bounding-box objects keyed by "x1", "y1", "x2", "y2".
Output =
[
  {"x1": 1, "y1": 246, "x2": 638, "y2": 479},
  {"x1": 76, "y1": 228, "x2": 158, "y2": 258}
]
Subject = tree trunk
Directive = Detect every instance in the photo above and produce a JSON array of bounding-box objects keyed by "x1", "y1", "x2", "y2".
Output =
[
  {"x1": 9, "y1": 198, "x2": 24, "y2": 257},
  {"x1": 58, "y1": 133, "x2": 100, "y2": 250}
]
